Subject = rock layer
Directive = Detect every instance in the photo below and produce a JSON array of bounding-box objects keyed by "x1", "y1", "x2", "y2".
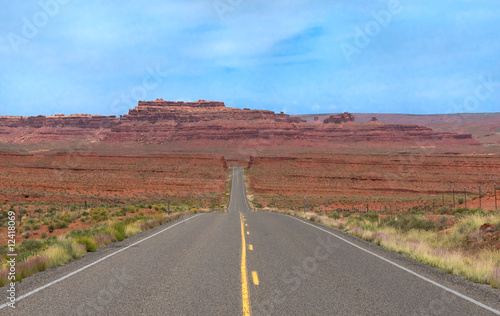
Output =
[
  {"x1": 0, "y1": 114, "x2": 118, "y2": 143},
  {"x1": 0, "y1": 99, "x2": 480, "y2": 148},
  {"x1": 324, "y1": 112, "x2": 356, "y2": 124}
]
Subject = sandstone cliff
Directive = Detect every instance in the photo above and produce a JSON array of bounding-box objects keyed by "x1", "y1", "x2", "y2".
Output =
[
  {"x1": 324, "y1": 112, "x2": 356, "y2": 124},
  {"x1": 0, "y1": 100, "x2": 480, "y2": 149},
  {"x1": 0, "y1": 114, "x2": 118, "y2": 143}
]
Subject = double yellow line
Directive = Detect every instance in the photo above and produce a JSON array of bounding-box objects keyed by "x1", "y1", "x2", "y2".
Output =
[{"x1": 240, "y1": 212, "x2": 251, "y2": 316}]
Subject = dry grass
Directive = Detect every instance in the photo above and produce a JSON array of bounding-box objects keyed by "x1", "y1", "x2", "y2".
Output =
[
  {"x1": 0, "y1": 209, "x2": 198, "y2": 286},
  {"x1": 263, "y1": 208, "x2": 500, "y2": 288}
]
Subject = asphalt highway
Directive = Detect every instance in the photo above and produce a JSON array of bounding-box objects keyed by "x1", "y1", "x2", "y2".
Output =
[{"x1": 1, "y1": 167, "x2": 499, "y2": 315}]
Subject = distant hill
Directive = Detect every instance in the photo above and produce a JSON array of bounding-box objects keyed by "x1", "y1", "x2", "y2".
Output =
[
  {"x1": 0, "y1": 101, "x2": 483, "y2": 157},
  {"x1": 297, "y1": 113, "x2": 500, "y2": 147}
]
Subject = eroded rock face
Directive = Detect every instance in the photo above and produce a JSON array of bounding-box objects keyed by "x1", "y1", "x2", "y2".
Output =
[
  {"x1": 104, "y1": 100, "x2": 307, "y2": 144},
  {"x1": 0, "y1": 115, "x2": 119, "y2": 143},
  {"x1": 324, "y1": 112, "x2": 356, "y2": 124},
  {"x1": 0, "y1": 100, "x2": 480, "y2": 148}
]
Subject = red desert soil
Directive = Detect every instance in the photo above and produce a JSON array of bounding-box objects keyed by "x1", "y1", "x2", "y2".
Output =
[
  {"x1": 247, "y1": 153, "x2": 500, "y2": 212},
  {"x1": 0, "y1": 151, "x2": 228, "y2": 204}
]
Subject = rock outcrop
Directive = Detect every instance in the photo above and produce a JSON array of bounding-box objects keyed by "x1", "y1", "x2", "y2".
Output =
[
  {"x1": 0, "y1": 114, "x2": 118, "y2": 143},
  {"x1": 0, "y1": 100, "x2": 480, "y2": 149},
  {"x1": 324, "y1": 112, "x2": 356, "y2": 124}
]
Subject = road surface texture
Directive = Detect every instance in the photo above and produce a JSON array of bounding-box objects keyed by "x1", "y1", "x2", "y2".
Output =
[{"x1": 1, "y1": 167, "x2": 499, "y2": 315}]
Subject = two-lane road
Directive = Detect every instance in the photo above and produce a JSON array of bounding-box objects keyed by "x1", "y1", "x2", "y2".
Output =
[{"x1": 2, "y1": 167, "x2": 499, "y2": 315}]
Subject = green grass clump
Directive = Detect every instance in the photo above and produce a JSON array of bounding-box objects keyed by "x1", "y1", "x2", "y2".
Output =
[
  {"x1": 20, "y1": 239, "x2": 43, "y2": 252},
  {"x1": 59, "y1": 239, "x2": 86, "y2": 259},
  {"x1": 45, "y1": 245, "x2": 73, "y2": 267},
  {"x1": 381, "y1": 215, "x2": 435, "y2": 232},
  {"x1": 55, "y1": 220, "x2": 69, "y2": 229},
  {"x1": 76, "y1": 236, "x2": 97, "y2": 252},
  {"x1": 111, "y1": 222, "x2": 126, "y2": 241},
  {"x1": 125, "y1": 223, "x2": 142, "y2": 237},
  {"x1": 360, "y1": 212, "x2": 379, "y2": 223},
  {"x1": 328, "y1": 211, "x2": 340, "y2": 219}
]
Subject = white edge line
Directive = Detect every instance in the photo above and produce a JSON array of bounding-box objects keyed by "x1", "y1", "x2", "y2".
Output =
[
  {"x1": 0, "y1": 213, "x2": 203, "y2": 310},
  {"x1": 288, "y1": 215, "x2": 500, "y2": 315}
]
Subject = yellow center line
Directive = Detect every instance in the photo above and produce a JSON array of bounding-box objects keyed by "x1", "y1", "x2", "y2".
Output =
[
  {"x1": 247, "y1": 231, "x2": 250, "y2": 235},
  {"x1": 249, "y1": 244, "x2": 253, "y2": 251},
  {"x1": 240, "y1": 212, "x2": 251, "y2": 316},
  {"x1": 252, "y1": 271, "x2": 259, "y2": 285}
]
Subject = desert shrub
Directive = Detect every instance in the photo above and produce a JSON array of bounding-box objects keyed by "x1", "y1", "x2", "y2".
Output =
[
  {"x1": 112, "y1": 222, "x2": 126, "y2": 241},
  {"x1": 453, "y1": 208, "x2": 484, "y2": 217},
  {"x1": 90, "y1": 223, "x2": 113, "y2": 235},
  {"x1": 139, "y1": 219, "x2": 160, "y2": 231},
  {"x1": 45, "y1": 245, "x2": 72, "y2": 267},
  {"x1": 16, "y1": 255, "x2": 50, "y2": 281},
  {"x1": 21, "y1": 239, "x2": 43, "y2": 252},
  {"x1": 43, "y1": 235, "x2": 58, "y2": 246},
  {"x1": 67, "y1": 229, "x2": 91, "y2": 238},
  {"x1": 457, "y1": 198, "x2": 464, "y2": 205},
  {"x1": 0, "y1": 270, "x2": 9, "y2": 287},
  {"x1": 76, "y1": 236, "x2": 97, "y2": 252},
  {"x1": 23, "y1": 232, "x2": 30, "y2": 239},
  {"x1": 328, "y1": 211, "x2": 340, "y2": 219},
  {"x1": 59, "y1": 239, "x2": 86, "y2": 259},
  {"x1": 125, "y1": 223, "x2": 142, "y2": 237},
  {"x1": 17, "y1": 250, "x2": 36, "y2": 262},
  {"x1": 48, "y1": 224, "x2": 55, "y2": 233},
  {"x1": 0, "y1": 245, "x2": 7, "y2": 257},
  {"x1": 41, "y1": 232, "x2": 47, "y2": 239},
  {"x1": 437, "y1": 206, "x2": 451, "y2": 215},
  {"x1": 70, "y1": 213, "x2": 79, "y2": 221},
  {"x1": 437, "y1": 216, "x2": 449, "y2": 230},
  {"x1": 381, "y1": 215, "x2": 435, "y2": 232},
  {"x1": 346, "y1": 217, "x2": 361, "y2": 227},
  {"x1": 360, "y1": 212, "x2": 379, "y2": 223},
  {"x1": 56, "y1": 221, "x2": 69, "y2": 229},
  {"x1": 94, "y1": 233, "x2": 115, "y2": 247},
  {"x1": 122, "y1": 216, "x2": 135, "y2": 224}
]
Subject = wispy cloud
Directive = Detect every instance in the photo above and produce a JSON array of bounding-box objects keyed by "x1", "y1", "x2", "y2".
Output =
[{"x1": 0, "y1": 0, "x2": 499, "y2": 116}]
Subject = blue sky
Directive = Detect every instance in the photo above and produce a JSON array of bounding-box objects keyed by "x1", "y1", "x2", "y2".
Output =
[{"x1": 1, "y1": 0, "x2": 499, "y2": 116}]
